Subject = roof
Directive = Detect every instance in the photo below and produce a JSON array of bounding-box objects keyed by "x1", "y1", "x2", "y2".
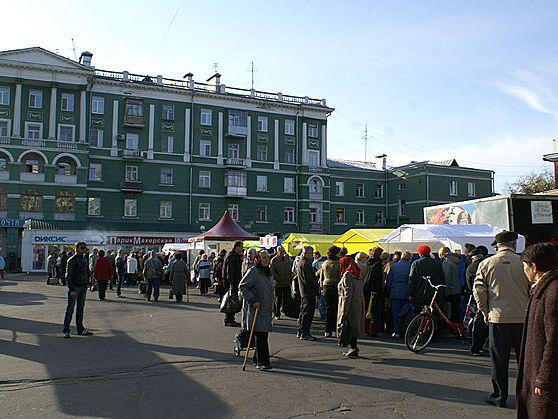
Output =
[
  {"x1": 543, "y1": 152, "x2": 558, "y2": 162},
  {"x1": 333, "y1": 228, "x2": 394, "y2": 253},
  {"x1": 327, "y1": 159, "x2": 380, "y2": 171},
  {"x1": 27, "y1": 219, "x2": 196, "y2": 233},
  {"x1": 0, "y1": 46, "x2": 93, "y2": 72},
  {"x1": 405, "y1": 159, "x2": 460, "y2": 168},
  {"x1": 189, "y1": 211, "x2": 259, "y2": 242},
  {"x1": 282, "y1": 233, "x2": 339, "y2": 256}
]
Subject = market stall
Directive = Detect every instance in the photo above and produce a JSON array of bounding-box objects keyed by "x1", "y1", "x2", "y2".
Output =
[
  {"x1": 333, "y1": 228, "x2": 394, "y2": 254},
  {"x1": 282, "y1": 233, "x2": 338, "y2": 256}
]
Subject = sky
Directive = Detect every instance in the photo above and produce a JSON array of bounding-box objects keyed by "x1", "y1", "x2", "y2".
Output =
[{"x1": 3, "y1": 0, "x2": 557, "y2": 192}]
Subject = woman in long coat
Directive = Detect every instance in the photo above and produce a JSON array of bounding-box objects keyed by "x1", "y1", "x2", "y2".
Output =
[
  {"x1": 517, "y1": 243, "x2": 558, "y2": 418},
  {"x1": 337, "y1": 263, "x2": 365, "y2": 357},
  {"x1": 239, "y1": 250, "x2": 274, "y2": 370},
  {"x1": 170, "y1": 252, "x2": 187, "y2": 302}
]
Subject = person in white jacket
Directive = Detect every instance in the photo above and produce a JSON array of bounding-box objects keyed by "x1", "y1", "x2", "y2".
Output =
[{"x1": 126, "y1": 253, "x2": 138, "y2": 285}]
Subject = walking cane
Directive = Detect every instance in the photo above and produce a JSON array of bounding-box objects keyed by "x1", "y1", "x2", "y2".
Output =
[{"x1": 242, "y1": 306, "x2": 260, "y2": 371}]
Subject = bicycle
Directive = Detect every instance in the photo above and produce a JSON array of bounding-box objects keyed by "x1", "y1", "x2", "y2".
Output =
[{"x1": 404, "y1": 277, "x2": 474, "y2": 353}]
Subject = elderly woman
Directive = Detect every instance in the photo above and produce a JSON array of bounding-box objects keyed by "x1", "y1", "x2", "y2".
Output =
[
  {"x1": 337, "y1": 262, "x2": 365, "y2": 357},
  {"x1": 239, "y1": 250, "x2": 274, "y2": 370},
  {"x1": 320, "y1": 246, "x2": 341, "y2": 337},
  {"x1": 242, "y1": 248, "x2": 258, "y2": 277},
  {"x1": 439, "y1": 246, "x2": 463, "y2": 323},
  {"x1": 170, "y1": 252, "x2": 187, "y2": 302},
  {"x1": 517, "y1": 243, "x2": 558, "y2": 418}
]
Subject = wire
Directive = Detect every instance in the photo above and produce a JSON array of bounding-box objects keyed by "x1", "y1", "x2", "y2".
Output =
[{"x1": 149, "y1": 0, "x2": 185, "y2": 65}]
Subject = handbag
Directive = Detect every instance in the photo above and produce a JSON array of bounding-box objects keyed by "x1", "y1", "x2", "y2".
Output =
[
  {"x1": 220, "y1": 290, "x2": 242, "y2": 314},
  {"x1": 138, "y1": 281, "x2": 147, "y2": 295},
  {"x1": 337, "y1": 317, "x2": 351, "y2": 347}
]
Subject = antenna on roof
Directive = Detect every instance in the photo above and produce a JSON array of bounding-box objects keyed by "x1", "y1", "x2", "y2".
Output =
[
  {"x1": 71, "y1": 38, "x2": 77, "y2": 61},
  {"x1": 213, "y1": 62, "x2": 219, "y2": 74},
  {"x1": 362, "y1": 123, "x2": 368, "y2": 162},
  {"x1": 247, "y1": 61, "x2": 257, "y2": 90}
]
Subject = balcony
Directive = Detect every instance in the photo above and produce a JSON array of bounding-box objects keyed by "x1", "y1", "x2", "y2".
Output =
[
  {"x1": 308, "y1": 165, "x2": 323, "y2": 172},
  {"x1": 122, "y1": 149, "x2": 145, "y2": 159},
  {"x1": 0, "y1": 171, "x2": 9, "y2": 180},
  {"x1": 55, "y1": 174, "x2": 77, "y2": 184},
  {"x1": 120, "y1": 180, "x2": 143, "y2": 192},
  {"x1": 226, "y1": 186, "x2": 247, "y2": 197},
  {"x1": 309, "y1": 190, "x2": 323, "y2": 201},
  {"x1": 225, "y1": 157, "x2": 246, "y2": 168},
  {"x1": 54, "y1": 213, "x2": 75, "y2": 221},
  {"x1": 20, "y1": 172, "x2": 45, "y2": 182},
  {"x1": 0, "y1": 136, "x2": 89, "y2": 153},
  {"x1": 309, "y1": 222, "x2": 323, "y2": 232},
  {"x1": 227, "y1": 126, "x2": 248, "y2": 137}
]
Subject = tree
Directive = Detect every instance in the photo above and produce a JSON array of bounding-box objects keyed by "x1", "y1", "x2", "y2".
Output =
[{"x1": 506, "y1": 169, "x2": 554, "y2": 194}]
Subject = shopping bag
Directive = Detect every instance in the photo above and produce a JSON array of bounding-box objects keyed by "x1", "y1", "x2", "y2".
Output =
[{"x1": 220, "y1": 290, "x2": 242, "y2": 314}]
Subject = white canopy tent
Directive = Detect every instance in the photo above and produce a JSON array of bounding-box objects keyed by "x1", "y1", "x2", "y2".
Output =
[{"x1": 378, "y1": 224, "x2": 526, "y2": 254}]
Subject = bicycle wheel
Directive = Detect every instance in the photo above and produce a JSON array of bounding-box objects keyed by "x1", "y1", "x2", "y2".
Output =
[{"x1": 405, "y1": 312, "x2": 436, "y2": 353}]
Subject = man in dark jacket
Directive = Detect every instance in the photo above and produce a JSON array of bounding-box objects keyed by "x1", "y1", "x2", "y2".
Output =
[
  {"x1": 296, "y1": 246, "x2": 319, "y2": 340},
  {"x1": 466, "y1": 248, "x2": 488, "y2": 356},
  {"x1": 270, "y1": 245, "x2": 292, "y2": 318},
  {"x1": 408, "y1": 245, "x2": 444, "y2": 307},
  {"x1": 223, "y1": 241, "x2": 243, "y2": 327},
  {"x1": 365, "y1": 247, "x2": 385, "y2": 334},
  {"x1": 62, "y1": 242, "x2": 93, "y2": 338}
]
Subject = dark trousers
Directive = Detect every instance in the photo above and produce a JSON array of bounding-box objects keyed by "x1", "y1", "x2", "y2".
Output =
[
  {"x1": 252, "y1": 331, "x2": 270, "y2": 366},
  {"x1": 298, "y1": 295, "x2": 316, "y2": 336},
  {"x1": 199, "y1": 277, "x2": 209, "y2": 295},
  {"x1": 97, "y1": 281, "x2": 107, "y2": 300},
  {"x1": 274, "y1": 286, "x2": 290, "y2": 316},
  {"x1": 391, "y1": 298, "x2": 407, "y2": 335},
  {"x1": 489, "y1": 323, "x2": 523, "y2": 402},
  {"x1": 372, "y1": 294, "x2": 385, "y2": 333},
  {"x1": 323, "y1": 285, "x2": 338, "y2": 333},
  {"x1": 350, "y1": 336, "x2": 358, "y2": 349},
  {"x1": 446, "y1": 294, "x2": 462, "y2": 324},
  {"x1": 224, "y1": 286, "x2": 238, "y2": 324},
  {"x1": 62, "y1": 286, "x2": 87, "y2": 334},
  {"x1": 471, "y1": 312, "x2": 488, "y2": 352},
  {"x1": 147, "y1": 277, "x2": 160, "y2": 301},
  {"x1": 116, "y1": 272, "x2": 125, "y2": 296}
]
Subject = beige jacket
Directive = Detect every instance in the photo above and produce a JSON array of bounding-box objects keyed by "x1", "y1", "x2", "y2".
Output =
[{"x1": 473, "y1": 248, "x2": 530, "y2": 323}]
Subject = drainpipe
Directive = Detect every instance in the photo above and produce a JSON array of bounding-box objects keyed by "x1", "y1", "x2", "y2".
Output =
[
  {"x1": 188, "y1": 91, "x2": 195, "y2": 226},
  {"x1": 295, "y1": 106, "x2": 301, "y2": 232}
]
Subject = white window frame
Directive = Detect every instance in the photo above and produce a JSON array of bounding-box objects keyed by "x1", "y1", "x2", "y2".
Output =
[
  {"x1": 256, "y1": 175, "x2": 268, "y2": 192},
  {"x1": 228, "y1": 110, "x2": 248, "y2": 135},
  {"x1": 60, "y1": 93, "x2": 75, "y2": 112},
  {"x1": 200, "y1": 139, "x2": 211, "y2": 156},
  {"x1": 91, "y1": 96, "x2": 105, "y2": 114},
  {"x1": 161, "y1": 135, "x2": 174, "y2": 153},
  {"x1": 124, "y1": 199, "x2": 137, "y2": 217},
  {"x1": 28, "y1": 89, "x2": 43, "y2": 108},
  {"x1": 198, "y1": 203, "x2": 210, "y2": 221},
  {"x1": 0, "y1": 119, "x2": 11, "y2": 137},
  {"x1": 89, "y1": 128, "x2": 103, "y2": 148},
  {"x1": 355, "y1": 183, "x2": 365, "y2": 198},
  {"x1": 374, "y1": 184, "x2": 384, "y2": 199},
  {"x1": 162, "y1": 104, "x2": 175, "y2": 120},
  {"x1": 89, "y1": 163, "x2": 102, "y2": 181},
  {"x1": 467, "y1": 182, "x2": 475, "y2": 197},
  {"x1": 199, "y1": 170, "x2": 211, "y2": 188},
  {"x1": 87, "y1": 197, "x2": 101, "y2": 216},
  {"x1": 257, "y1": 116, "x2": 268, "y2": 132},
  {"x1": 284, "y1": 149, "x2": 295, "y2": 164},
  {"x1": 449, "y1": 180, "x2": 458, "y2": 196},
  {"x1": 160, "y1": 168, "x2": 173, "y2": 185},
  {"x1": 307, "y1": 124, "x2": 318, "y2": 137},
  {"x1": 25, "y1": 122, "x2": 43, "y2": 140},
  {"x1": 256, "y1": 145, "x2": 268, "y2": 161},
  {"x1": 160, "y1": 201, "x2": 173, "y2": 219},
  {"x1": 126, "y1": 133, "x2": 139, "y2": 150},
  {"x1": 307, "y1": 150, "x2": 320, "y2": 167},
  {"x1": 0, "y1": 86, "x2": 10, "y2": 105},
  {"x1": 285, "y1": 119, "x2": 295, "y2": 135},
  {"x1": 284, "y1": 177, "x2": 294, "y2": 194},
  {"x1": 356, "y1": 209, "x2": 365, "y2": 224},
  {"x1": 57, "y1": 124, "x2": 75, "y2": 142},
  {"x1": 200, "y1": 109, "x2": 212, "y2": 126},
  {"x1": 256, "y1": 205, "x2": 268, "y2": 222},
  {"x1": 375, "y1": 210, "x2": 384, "y2": 225},
  {"x1": 335, "y1": 181, "x2": 345, "y2": 197},
  {"x1": 336, "y1": 208, "x2": 346, "y2": 224},
  {"x1": 125, "y1": 165, "x2": 138, "y2": 182},
  {"x1": 228, "y1": 204, "x2": 239, "y2": 221},
  {"x1": 284, "y1": 207, "x2": 295, "y2": 223},
  {"x1": 228, "y1": 143, "x2": 240, "y2": 159}
]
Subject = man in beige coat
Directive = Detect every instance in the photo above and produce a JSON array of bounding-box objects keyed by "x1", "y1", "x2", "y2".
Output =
[{"x1": 473, "y1": 231, "x2": 530, "y2": 408}]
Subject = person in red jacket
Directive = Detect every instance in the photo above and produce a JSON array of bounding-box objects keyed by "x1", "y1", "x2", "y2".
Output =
[{"x1": 94, "y1": 250, "x2": 112, "y2": 301}]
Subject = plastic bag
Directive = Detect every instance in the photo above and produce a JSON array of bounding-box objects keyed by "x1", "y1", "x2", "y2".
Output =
[
  {"x1": 291, "y1": 277, "x2": 300, "y2": 299},
  {"x1": 220, "y1": 290, "x2": 242, "y2": 314}
]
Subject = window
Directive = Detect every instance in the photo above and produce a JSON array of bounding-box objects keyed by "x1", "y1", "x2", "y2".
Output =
[
  {"x1": 336, "y1": 208, "x2": 345, "y2": 223},
  {"x1": 284, "y1": 149, "x2": 295, "y2": 164},
  {"x1": 285, "y1": 119, "x2": 294, "y2": 135},
  {"x1": 161, "y1": 135, "x2": 174, "y2": 153},
  {"x1": 199, "y1": 170, "x2": 211, "y2": 188},
  {"x1": 256, "y1": 145, "x2": 268, "y2": 161},
  {"x1": 125, "y1": 99, "x2": 144, "y2": 125},
  {"x1": 399, "y1": 200, "x2": 407, "y2": 216},
  {"x1": 399, "y1": 182, "x2": 407, "y2": 191},
  {"x1": 124, "y1": 199, "x2": 137, "y2": 217},
  {"x1": 200, "y1": 108, "x2": 212, "y2": 126},
  {"x1": 126, "y1": 133, "x2": 139, "y2": 150},
  {"x1": 61, "y1": 93, "x2": 74, "y2": 111},
  {"x1": 0, "y1": 87, "x2": 10, "y2": 105},
  {"x1": 374, "y1": 184, "x2": 384, "y2": 198},
  {"x1": 308, "y1": 150, "x2": 320, "y2": 167},
  {"x1": 55, "y1": 191, "x2": 75, "y2": 213},
  {"x1": 0, "y1": 188, "x2": 7, "y2": 211},
  {"x1": 257, "y1": 116, "x2": 268, "y2": 132},
  {"x1": 57, "y1": 162, "x2": 74, "y2": 176},
  {"x1": 375, "y1": 210, "x2": 384, "y2": 225},
  {"x1": 58, "y1": 125, "x2": 75, "y2": 142},
  {"x1": 256, "y1": 205, "x2": 267, "y2": 222},
  {"x1": 309, "y1": 207, "x2": 317, "y2": 223},
  {"x1": 21, "y1": 190, "x2": 42, "y2": 212},
  {"x1": 449, "y1": 180, "x2": 458, "y2": 196},
  {"x1": 307, "y1": 124, "x2": 318, "y2": 137},
  {"x1": 284, "y1": 207, "x2": 295, "y2": 223},
  {"x1": 89, "y1": 128, "x2": 103, "y2": 147},
  {"x1": 88, "y1": 197, "x2": 101, "y2": 216},
  {"x1": 357, "y1": 209, "x2": 365, "y2": 224},
  {"x1": 0, "y1": 156, "x2": 7, "y2": 172},
  {"x1": 92, "y1": 96, "x2": 104, "y2": 114},
  {"x1": 160, "y1": 201, "x2": 173, "y2": 219},
  {"x1": 198, "y1": 203, "x2": 210, "y2": 221},
  {"x1": 228, "y1": 143, "x2": 239, "y2": 159},
  {"x1": 25, "y1": 123, "x2": 42, "y2": 139},
  {"x1": 228, "y1": 110, "x2": 248, "y2": 136},
  {"x1": 309, "y1": 178, "x2": 322, "y2": 194},
  {"x1": 160, "y1": 168, "x2": 173, "y2": 185},
  {"x1": 89, "y1": 163, "x2": 102, "y2": 180},
  {"x1": 0, "y1": 119, "x2": 10, "y2": 137},
  {"x1": 23, "y1": 158, "x2": 40, "y2": 174},
  {"x1": 355, "y1": 183, "x2": 364, "y2": 198},
  {"x1": 467, "y1": 182, "x2": 475, "y2": 197},
  {"x1": 284, "y1": 177, "x2": 294, "y2": 193},
  {"x1": 125, "y1": 165, "x2": 138, "y2": 181},
  {"x1": 228, "y1": 204, "x2": 239, "y2": 221},
  {"x1": 162, "y1": 104, "x2": 174, "y2": 120},
  {"x1": 256, "y1": 175, "x2": 268, "y2": 192},
  {"x1": 226, "y1": 170, "x2": 247, "y2": 188},
  {"x1": 335, "y1": 181, "x2": 345, "y2": 197},
  {"x1": 200, "y1": 139, "x2": 211, "y2": 156},
  {"x1": 28, "y1": 90, "x2": 43, "y2": 108}
]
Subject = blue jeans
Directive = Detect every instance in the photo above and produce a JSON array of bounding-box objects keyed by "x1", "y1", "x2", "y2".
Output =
[
  {"x1": 147, "y1": 277, "x2": 160, "y2": 301},
  {"x1": 63, "y1": 286, "x2": 87, "y2": 334},
  {"x1": 318, "y1": 292, "x2": 327, "y2": 319},
  {"x1": 391, "y1": 298, "x2": 407, "y2": 335}
]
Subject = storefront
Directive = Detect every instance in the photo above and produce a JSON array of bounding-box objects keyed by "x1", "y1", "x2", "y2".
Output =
[{"x1": 0, "y1": 218, "x2": 27, "y2": 271}]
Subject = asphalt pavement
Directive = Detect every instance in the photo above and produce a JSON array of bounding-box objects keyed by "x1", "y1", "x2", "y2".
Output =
[{"x1": 0, "y1": 274, "x2": 516, "y2": 418}]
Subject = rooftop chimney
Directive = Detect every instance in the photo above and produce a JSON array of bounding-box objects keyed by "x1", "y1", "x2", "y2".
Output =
[
  {"x1": 206, "y1": 73, "x2": 221, "y2": 87},
  {"x1": 79, "y1": 51, "x2": 93, "y2": 67},
  {"x1": 183, "y1": 72, "x2": 194, "y2": 88}
]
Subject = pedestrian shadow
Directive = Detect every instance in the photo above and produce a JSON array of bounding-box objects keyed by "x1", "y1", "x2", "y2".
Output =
[
  {"x1": 0, "y1": 280, "x2": 18, "y2": 287},
  {"x1": 0, "y1": 291, "x2": 47, "y2": 306},
  {"x1": 0, "y1": 315, "x2": 231, "y2": 417}
]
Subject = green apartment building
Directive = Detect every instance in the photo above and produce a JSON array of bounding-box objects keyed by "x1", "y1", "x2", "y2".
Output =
[{"x1": 0, "y1": 47, "x2": 493, "y2": 271}]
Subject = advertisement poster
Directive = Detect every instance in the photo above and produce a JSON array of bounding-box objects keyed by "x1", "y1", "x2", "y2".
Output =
[
  {"x1": 424, "y1": 198, "x2": 510, "y2": 230},
  {"x1": 530, "y1": 201, "x2": 554, "y2": 224}
]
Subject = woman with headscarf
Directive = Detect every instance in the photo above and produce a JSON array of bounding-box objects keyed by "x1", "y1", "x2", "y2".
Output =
[
  {"x1": 170, "y1": 252, "x2": 187, "y2": 303},
  {"x1": 319, "y1": 246, "x2": 341, "y2": 337},
  {"x1": 239, "y1": 250, "x2": 274, "y2": 370},
  {"x1": 337, "y1": 262, "x2": 365, "y2": 357}
]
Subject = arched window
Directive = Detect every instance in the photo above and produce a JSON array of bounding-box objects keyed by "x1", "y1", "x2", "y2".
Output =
[
  {"x1": 0, "y1": 151, "x2": 10, "y2": 172},
  {"x1": 55, "y1": 190, "x2": 75, "y2": 213},
  {"x1": 308, "y1": 177, "x2": 324, "y2": 200},
  {"x1": 0, "y1": 188, "x2": 7, "y2": 211},
  {"x1": 21, "y1": 152, "x2": 45, "y2": 174},
  {"x1": 21, "y1": 190, "x2": 43, "y2": 212},
  {"x1": 55, "y1": 156, "x2": 77, "y2": 176}
]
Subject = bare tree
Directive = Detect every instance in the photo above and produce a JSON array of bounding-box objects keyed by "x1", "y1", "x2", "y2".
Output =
[{"x1": 506, "y1": 169, "x2": 554, "y2": 194}]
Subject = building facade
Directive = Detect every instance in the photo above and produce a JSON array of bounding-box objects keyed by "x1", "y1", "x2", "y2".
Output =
[{"x1": 0, "y1": 47, "x2": 493, "y2": 270}]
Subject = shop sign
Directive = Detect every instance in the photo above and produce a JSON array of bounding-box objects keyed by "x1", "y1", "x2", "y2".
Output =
[
  {"x1": 31, "y1": 234, "x2": 105, "y2": 245},
  {"x1": 531, "y1": 201, "x2": 554, "y2": 224},
  {"x1": 0, "y1": 218, "x2": 26, "y2": 228},
  {"x1": 259, "y1": 235, "x2": 277, "y2": 248},
  {"x1": 175, "y1": 236, "x2": 191, "y2": 243},
  {"x1": 107, "y1": 236, "x2": 176, "y2": 246}
]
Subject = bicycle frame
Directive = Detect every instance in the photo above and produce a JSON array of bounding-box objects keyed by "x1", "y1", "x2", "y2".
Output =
[{"x1": 423, "y1": 288, "x2": 467, "y2": 338}]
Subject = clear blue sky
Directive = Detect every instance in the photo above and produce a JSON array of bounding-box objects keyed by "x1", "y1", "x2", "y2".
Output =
[{"x1": 4, "y1": 0, "x2": 557, "y2": 191}]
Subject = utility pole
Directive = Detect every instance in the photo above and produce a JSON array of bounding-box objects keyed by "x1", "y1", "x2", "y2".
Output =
[{"x1": 362, "y1": 124, "x2": 368, "y2": 162}]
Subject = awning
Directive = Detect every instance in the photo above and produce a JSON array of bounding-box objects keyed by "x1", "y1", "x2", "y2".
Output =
[
  {"x1": 333, "y1": 228, "x2": 394, "y2": 254},
  {"x1": 188, "y1": 211, "x2": 259, "y2": 242},
  {"x1": 282, "y1": 233, "x2": 338, "y2": 256}
]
